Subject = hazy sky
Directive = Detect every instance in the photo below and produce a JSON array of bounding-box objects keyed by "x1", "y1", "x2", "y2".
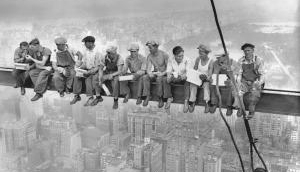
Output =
[{"x1": 0, "y1": 0, "x2": 298, "y2": 21}]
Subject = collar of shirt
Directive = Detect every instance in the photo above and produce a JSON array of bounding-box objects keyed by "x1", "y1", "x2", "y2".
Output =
[
  {"x1": 171, "y1": 56, "x2": 187, "y2": 66},
  {"x1": 241, "y1": 55, "x2": 257, "y2": 64}
]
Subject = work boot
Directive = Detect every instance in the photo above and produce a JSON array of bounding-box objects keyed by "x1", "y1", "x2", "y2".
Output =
[
  {"x1": 70, "y1": 95, "x2": 81, "y2": 105},
  {"x1": 136, "y1": 97, "x2": 142, "y2": 105},
  {"x1": 204, "y1": 103, "x2": 210, "y2": 113},
  {"x1": 59, "y1": 91, "x2": 65, "y2": 97},
  {"x1": 236, "y1": 109, "x2": 243, "y2": 117},
  {"x1": 113, "y1": 98, "x2": 118, "y2": 109},
  {"x1": 158, "y1": 97, "x2": 164, "y2": 108},
  {"x1": 20, "y1": 87, "x2": 26, "y2": 95},
  {"x1": 209, "y1": 105, "x2": 217, "y2": 113},
  {"x1": 143, "y1": 96, "x2": 150, "y2": 107},
  {"x1": 226, "y1": 107, "x2": 233, "y2": 116},
  {"x1": 123, "y1": 93, "x2": 130, "y2": 103},
  {"x1": 90, "y1": 96, "x2": 103, "y2": 106},
  {"x1": 84, "y1": 96, "x2": 94, "y2": 106},
  {"x1": 31, "y1": 93, "x2": 43, "y2": 101},
  {"x1": 189, "y1": 102, "x2": 196, "y2": 113},
  {"x1": 183, "y1": 100, "x2": 189, "y2": 113},
  {"x1": 165, "y1": 97, "x2": 173, "y2": 109}
]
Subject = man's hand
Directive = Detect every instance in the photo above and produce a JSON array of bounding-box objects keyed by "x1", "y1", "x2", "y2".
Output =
[
  {"x1": 57, "y1": 67, "x2": 64, "y2": 73},
  {"x1": 199, "y1": 74, "x2": 208, "y2": 81},
  {"x1": 25, "y1": 55, "x2": 33, "y2": 60},
  {"x1": 181, "y1": 74, "x2": 187, "y2": 80},
  {"x1": 45, "y1": 66, "x2": 52, "y2": 71},
  {"x1": 136, "y1": 70, "x2": 144, "y2": 75},
  {"x1": 149, "y1": 73, "x2": 155, "y2": 78},
  {"x1": 156, "y1": 72, "x2": 165, "y2": 77}
]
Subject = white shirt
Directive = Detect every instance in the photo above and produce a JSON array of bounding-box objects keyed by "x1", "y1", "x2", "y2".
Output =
[
  {"x1": 81, "y1": 47, "x2": 102, "y2": 69},
  {"x1": 166, "y1": 56, "x2": 188, "y2": 76},
  {"x1": 197, "y1": 58, "x2": 212, "y2": 75}
]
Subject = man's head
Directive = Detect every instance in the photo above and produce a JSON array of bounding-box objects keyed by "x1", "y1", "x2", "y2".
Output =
[
  {"x1": 146, "y1": 40, "x2": 159, "y2": 55},
  {"x1": 172, "y1": 46, "x2": 184, "y2": 63},
  {"x1": 55, "y1": 37, "x2": 68, "y2": 51},
  {"x1": 82, "y1": 36, "x2": 95, "y2": 50},
  {"x1": 29, "y1": 38, "x2": 40, "y2": 52},
  {"x1": 197, "y1": 44, "x2": 211, "y2": 58},
  {"x1": 106, "y1": 45, "x2": 118, "y2": 57},
  {"x1": 241, "y1": 43, "x2": 255, "y2": 60},
  {"x1": 128, "y1": 43, "x2": 139, "y2": 58},
  {"x1": 216, "y1": 54, "x2": 229, "y2": 70},
  {"x1": 19, "y1": 41, "x2": 29, "y2": 52}
]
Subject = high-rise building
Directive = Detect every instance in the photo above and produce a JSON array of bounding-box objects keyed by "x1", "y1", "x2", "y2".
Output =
[
  {"x1": 83, "y1": 148, "x2": 101, "y2": 171},
  {"x1": 81, "y1": 125, "x2": 109, "y2": 150},
  {"x1": 203, "y1": 154, "x2": 222, "y2": 172},
  {"x1": 61, "y1": 131, "x2": 81, "y2": 158}
]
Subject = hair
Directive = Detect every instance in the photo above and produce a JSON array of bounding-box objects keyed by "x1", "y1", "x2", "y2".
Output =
[
  {"x1": 19, "y1": 41, "x2": 29, "y2": 47},
  {"x1": 172, "y1": 46, "x2": 184, "y2": 55},
  {"x1": 241, "y1": 43, "x2": 255, "y2": 50},
  {"x1": 82, "y1": 36, "x2": 95, "y2": 43}
]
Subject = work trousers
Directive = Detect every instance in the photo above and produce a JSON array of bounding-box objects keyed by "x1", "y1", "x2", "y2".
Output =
[
  {"x1": 167, "y1": 75, "x2": 190, "y2": 100},
  {"x1": 73, "y1": 73, "x2": 101, "y2": 97},
  {"x1": 29, "y1": 68, "x2": 52, "y2": 94},
  {"x1": 53, "y1": 68, "x2": 75, "y2": 92},
  {"x1": 119, "y1": 73, "x2": 144, "y2": 97},
  {"x1": 189, "y1": 82, "x2": 210, "y2": 102},
  {"x1": 12, "y1": 69, "x2": 30, "y2": 87}
]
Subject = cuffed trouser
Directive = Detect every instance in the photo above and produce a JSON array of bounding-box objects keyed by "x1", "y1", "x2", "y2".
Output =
[
  {"x1": 143, "y1": 75, "x2": 172, "y2": 98},
  {"x1": 73, "y1": 73, "x2": 101, "y2": 97},
  {"x1": 167, "y1": 76, "x2": 190, "y2": 100},
  {"x1": 238, "y1": 80, "x2": 262, "y2": 112},
  {"x1": 29, "y1": 68, "x2": 52, "y2": 94},
  {"x1": 189, "y1": 82, "x2": 210, "y2": 102},
  {"x1": 101, "y1": 75, "x2": 119, "y2": 98},
  {"x1": 53, "y1": 68, "x2": 75, "y2": 92},
  {"x1": 210, "y1": 85, "x2": 234, "y2": 107},
  {"x1": 119, "y1": 73, "x2": 144, "y2": 97},
  {"x1": 12, "y1": 69, "x2": 30, "y2": 87}
]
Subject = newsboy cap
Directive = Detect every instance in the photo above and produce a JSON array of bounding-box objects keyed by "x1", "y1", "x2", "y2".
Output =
[
  {"x1": 82, "y1": 36, "x2": 95, "y2": 43},
  {"x1": 197, "y1": 44, "x2": 211, "y2": 53},
  {"x1": 146, "y1": 40, "x2": 159, "y2": 46},
  {"x1": 54, "y1": 37, "x2": 67, "y2": 44},
  {"x1": 128, "y1": 43, "x2": 139, "y2": 51},
  {"x1": 241, "y1": 43, "x2": 255, "y2": 50}
]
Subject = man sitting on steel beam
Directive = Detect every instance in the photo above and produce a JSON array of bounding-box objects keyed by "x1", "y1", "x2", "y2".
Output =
[
  {"x1": 25, "y1": 38, "x2": 52, "y2": 101},
  {"x1": 120, "y1": 43, "x2": 147, "y2": 105},
  {"x1": 51, "y1": 37, "x2": 82, "y2": 97},
  {"x1": 237, "y1": 43, "x2": 265, "y2": 118},
  {"x1": 12, "y1": 41, "x2": 35, "y2": 95}
]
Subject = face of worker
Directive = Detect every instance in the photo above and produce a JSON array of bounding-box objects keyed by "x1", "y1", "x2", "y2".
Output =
[
  {"x1": 29, "y1": 44, "x2": 39, "y2": 52},
  {"x1": 84, "y1": 42, "x2": 95, "y2": 50},
  {"x1": 147, "y1": 44, "x2": 158, "y2": 55},
  {"x1": 243, "y1": 47, "x2": 254, "y2": 60},
  {"x1": 217, "y1": 55, "x2": 229, "y2": 70},
  {"x1": 56, "y1": 44, "x2": 67, "y2": 51},
  {"x1": 198, "y1": 49, "x2": 208, "y2": 59},
  {"x1": 174, "y1": 51, "x2": 184, "y2": 63},
  {"x1": 130, "y1": 50, "x2": 139, "y2": 58}
]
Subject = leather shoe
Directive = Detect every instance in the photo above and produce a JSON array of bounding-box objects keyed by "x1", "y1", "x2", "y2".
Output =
[
  {"x1": 21, "y1": 87, "x2": 26, "y2": 95},
  {"x1": 209, "y1": 105, "x2": 217, "y2": 113},
  {"x1": 204, "y1": 103, "x2": 210, "y2": 113},
  {"x1": 123, "y1": 93, "x2": 130, "y2": 103},
  {"x1": 236, "y1": 109, "x2": 243, "y2": 117},
  {"x1": 165, "y1": 97, "x2": 173, "y2": 109},
  {"x1": 84, "y1": 97, "x2": 94, "y2": 106},
  {"x1": 143, "y1": 96, "x2": 150, "y2": 106},
  {"x1": 183, "y1": 100, "x2": 189, "y2": 113},
  {"x1": 189, "y1": 102, "x2": 196, "y2": 113},
  {"x1": 70, "y1": 95, "x2": 81, "y2": 105},
  {"x1": 158, "y1": 98, "x2": 164, "y2": 108},
  {"x1": 90, "y1": 96, "x2": 103, "y2": 106},
  {"x1": 59, "y1": 91, "x2": 65, "y2": 97},
  {"x1": 31, "y1": 93, "x2": 43, "y2": 101},
  {"x1": 226, "y1": 107, "x2": 233, "y2": 116},
  {"x1": 136, "y1": 97, "x2": 142, "y2": 105},
  {"x1": 113, "y1": 99, "x2": 118, "y2": 109}
]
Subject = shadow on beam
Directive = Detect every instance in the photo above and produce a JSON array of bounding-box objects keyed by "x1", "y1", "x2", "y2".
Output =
[{"x1": 0, "y1": 67, "x2": 299, "y2": 115}]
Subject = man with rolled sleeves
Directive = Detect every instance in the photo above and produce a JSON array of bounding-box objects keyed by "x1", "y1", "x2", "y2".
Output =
[
  {"x1": 70, "y1": 36, "x2": 102, "y2": 106},
  {"x1": 25, "y1": 38, "x2": 52, "y2": 101},
  {"x1": 143, "y1": 40, "x2": 169, "y2": 108},
  {"x1": 121, "y1": 43, "x2": 147, "y2": 105},
  {"x1": 166, "y1": 46, "x2": 190, "y2": 111},
  {"x1": 237, "y1": 43, "x2": 265, "y2": 118},
  {"x1": 51, "y1": 37, "x2": 82, "y2": 97},
  {"x1": 12, "y1": 41, "x2": 34, "y2": 95},
  {"x1": 98, "y1": 45, "x2": 124, "y2": 109}
]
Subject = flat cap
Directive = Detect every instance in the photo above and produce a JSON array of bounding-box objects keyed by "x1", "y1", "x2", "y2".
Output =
[
  {"x1": 29, "y1": 38, "x2": 40, "y2": 45},
  {"x1": 106, "y1": 45, "x2": 118, "y2": 53},
  {"x1": 127, "y1": 43, "x2": 139, "y2": 51},
  {"x1": 241, "y1": 43, "x2": 255, "y2": 50},
  {"x1": 197, "y1": 44, "x2": 211, "y2": 53},
  {"x1": 82, "y1": 36, "x2": 95, "y2": 43},
  {"x1": 54, "y1": 37, "x2": 67, "y2": 44},
  {"x1": 146, "y1": 40, "x2": 159, "y2": 46}
]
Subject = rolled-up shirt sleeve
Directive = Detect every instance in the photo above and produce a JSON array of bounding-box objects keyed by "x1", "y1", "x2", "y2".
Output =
[{"x1": 166, "y1": 59, "x2": 173, "y2": 73}]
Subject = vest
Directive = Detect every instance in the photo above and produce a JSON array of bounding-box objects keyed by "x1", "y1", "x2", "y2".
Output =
[
  {"x1": 194, "y1": 57, "x2": 211, "y2": 75},
  {"x1": 104, "y1": 54, "x2": 120, "y2": 74},
  {"x1": 56, "y1": 50, "x2": 75, "y2": 68}
]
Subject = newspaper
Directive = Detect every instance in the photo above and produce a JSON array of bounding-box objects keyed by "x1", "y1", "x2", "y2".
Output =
[
  {"x1": 186, "y1": 69, "x2": 202, "y2": 86},
  {"x1": 14, "y1": 63, "x2": 29, "y2": 70}
]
